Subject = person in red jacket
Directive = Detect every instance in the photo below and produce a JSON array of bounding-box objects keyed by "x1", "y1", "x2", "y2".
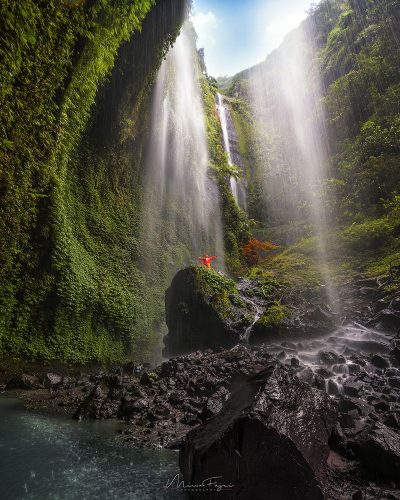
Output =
[{"x1": 198, "y1": 254, "x2": 217, "y2": 268}]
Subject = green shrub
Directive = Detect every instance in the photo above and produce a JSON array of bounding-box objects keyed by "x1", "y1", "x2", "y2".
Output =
[{"x1": 341, "y1": 217, "x2": 394, "y2": 251}]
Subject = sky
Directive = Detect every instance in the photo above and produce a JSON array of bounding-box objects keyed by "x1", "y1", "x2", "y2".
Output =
[{"x1": 192, "y1": 0, "x2": 318, "y2": 77}]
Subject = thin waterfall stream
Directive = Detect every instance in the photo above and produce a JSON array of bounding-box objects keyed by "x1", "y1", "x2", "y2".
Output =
[{"x1": 216, "y1": 92, "x2": 247, "y2": 211}]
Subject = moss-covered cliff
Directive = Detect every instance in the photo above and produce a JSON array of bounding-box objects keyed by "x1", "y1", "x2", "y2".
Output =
[{"x1": 0, "y1": 0, "x2": 187, "y2": 363}]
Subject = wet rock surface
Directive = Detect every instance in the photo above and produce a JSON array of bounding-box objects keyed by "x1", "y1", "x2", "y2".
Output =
[
  {"x1": 164, "y1": 267, "x2": 247, "y2": 356},
  {"x1": 164, "y1": 268, "x2": 339, "y2": 357},
  {"x1": 339, "y1": 274, "x2": 400, "y2": 335},
  {"x1": 5, "y1": 324, "x2": 400, "y2": 498},
  {"x1": 3, "y1": 268, "x2": 400, "y2": 499},
  {"x1": 180, "y1": 364, "x2": 337, "y2": 500}
]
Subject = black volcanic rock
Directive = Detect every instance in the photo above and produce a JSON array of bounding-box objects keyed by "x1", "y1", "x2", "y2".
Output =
[
  {"x1": 42, "y1": 372, "x2": 62, "y2": 388},
  {"x1": 6, "y1": 374, "x2": 40, "y2": 390},
  {"x1": 370, "y1": 354, "x2": 389, "y2": 369},
  {"x1": 73, "y1": 385, "x2": 119, "y2": 420},
  {"x1": 180, "y1": 364, "x2": 337, "y2": 500},
  {"x1": 367, "y1": 308, "x2": 400, "y2": 333},
  {"x1": 163, "y1": 267, "x2": 246, "y2": 356},
  {"x1": 358, "y1": 423, "x2": 400, "y2": 481}
]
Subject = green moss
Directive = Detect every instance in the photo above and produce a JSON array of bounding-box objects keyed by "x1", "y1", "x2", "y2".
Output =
[
  {"x1": 340, "y1": 217, "x2": 394, "y2": 251},
  {"x1": 194, "y1": 266, "x2": 237, "y2": 296},
  {"x1": 210, "y1": 293, "x2": 234, "y2": 320},
  {"x1": 258, "y1": 302, "x2": 287, "y2": 328},
  {"x1": 193, "y1": 266, "x2": 238, "y2": 320},
  {"x1": 200, "y1": 76, "x2": 250, "y2": 273},
  {"x1": 264, "y1": 251, "x2": 323, "y2": 289},
  {"x1": 0, "y1": 0, "x2": 186, "y2": 363}
]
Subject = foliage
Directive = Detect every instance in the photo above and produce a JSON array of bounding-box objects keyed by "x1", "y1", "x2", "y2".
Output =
[
  {"x1": 194, "y1": 265, "x2": 237, "y2": 319},
  {"x1": 194, "y1": 266, "x2": 237, "y2": 297},
  {"x1": 340, "y1": 218, "x2": 394, "y2": 251},
  {"x1": 200, "y1": 75, "x2": 250, "y2": 274},
  {"x1": 258, "y1": 302, "x2": 287, "y2": 328},
  {"x1": 0, "y1": 0, "x2": 186, "y2": 362},
  {"x1": 223, "y1": 0, "x2": 400, "y2": 289},
  {"x1": 264, "y1": 250, "x2": 324, "y2": 290},
  {"x1": 241, "y1": 238, "x2": 279, "y2": 266}
]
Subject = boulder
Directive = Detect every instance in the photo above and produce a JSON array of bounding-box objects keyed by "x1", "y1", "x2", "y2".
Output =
[
  {"x1": 5, "y1": 373, "x2": 40, "y2": 390},
  {"x1": 319, "y1": 351, "x2": 346, "y2": 366},
  {"x1": 327, "y1": 379, "x2": 341, "y2": 396},
  {"x1": 201, "y1": 386, "x2": 230, "y2": 420},
  {"x1": 367, "y1": 309, "x2": 400, "y2": 333},
  {"x1": 343, "y1": 379, "x2": 363, "y2": 397},
  {"x1": 370, "y1": 354, "x2": 389, "y2": 369},
  {"x1": 42, "y1": 372, "x2": 62, "y2": 388},
  {"x1": 164, "y1": 267, "x2": 245, "y2": 356},
  {"x1": 251, "y1": 305, "x2": 336, "y2": 345},
  {"x1": 180, "y1": 364, "x2": 337, "y2": 500},
  {"x1": 358, "y1": 423, "x2": 400, "y2": 481},
  {"x1": 390, "y1": 347, "x2": 400, "y2": 364},
  {"x1": 73, "y1": 385, "x2": 118, "y2": 420}
]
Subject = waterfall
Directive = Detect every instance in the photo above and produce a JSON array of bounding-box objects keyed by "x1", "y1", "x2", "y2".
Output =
[
  {"x1": 248, "y1": 21, "x2": 338, "y2": 310},
  {"x1": 139, "y1": 22, "x2": 225, "y2": 297},
  {"x1": 216, "y1": 93, "x2": 247, "y2": 211}
]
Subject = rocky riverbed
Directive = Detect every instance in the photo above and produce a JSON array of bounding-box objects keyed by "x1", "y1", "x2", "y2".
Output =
[
  {"x1": 3, "y1": 324, "x2": 400, "y2": 499},
  {"x1": 2, "y1": 267, "x2": 400, "y2": 499}
]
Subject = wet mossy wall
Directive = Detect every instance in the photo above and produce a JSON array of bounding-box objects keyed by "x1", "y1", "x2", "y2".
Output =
[{"x1": 0, "y1": 0, "x2": 188, "y2": 363}]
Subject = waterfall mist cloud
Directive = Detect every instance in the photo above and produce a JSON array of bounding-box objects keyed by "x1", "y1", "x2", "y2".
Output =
[{"x1": 264, "y1": 9, "x2": 308, "y2": 49}]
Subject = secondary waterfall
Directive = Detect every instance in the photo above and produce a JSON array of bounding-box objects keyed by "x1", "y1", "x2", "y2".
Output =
[
  {"x1": 216, "y1": 93, "x2": 247, "y2": 211},
  {"x1": 248, "y1": 20, "x2": 338, "y2": 309},
  {"x1": 139, "y1": 22, "x2": 225, "y2": 320}
]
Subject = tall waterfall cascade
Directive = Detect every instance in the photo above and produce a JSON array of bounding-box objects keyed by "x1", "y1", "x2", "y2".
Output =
[
  {"x1": 248, "y1": 23, "x2": 338, "y2": 309},
  {"x1": 216, "y1": 93, "x2": 247, "y2": 211},
  {"x1": 139, "y1": 22, "x2": 225, "y2": 289}
]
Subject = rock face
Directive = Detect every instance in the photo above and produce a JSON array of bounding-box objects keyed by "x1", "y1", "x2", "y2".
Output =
[
  {"x1": 73, "y1": 385, "x2": 120, "y2": 420},
  {"x1": 5, "y1": 374, "x2": 40, "y2": 390},
  {"x1": 252, "y1": 304, "x2": 337, "y2": 345},
  {"x1": 358, "y1": 423, "x2": 400, "y2": 481},
  {"x1": 164, "y1": 267, "x2": 338, "y2": 357},
  {"x1": 180, "y1": 364, "x2": 337, "y2": 500},
  {"x1": 164, "y1": 267, "x2": 247, "y2": 356}
]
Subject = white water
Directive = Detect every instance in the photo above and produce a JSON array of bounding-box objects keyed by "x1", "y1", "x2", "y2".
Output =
[
  {"x1": 242, "y1": 298, "x2": 262, "y2": 343},
  {"x1": 140, "y1": 22, "x2": 225, "y2": 280},
  {"x1": 248, "y1": 21, "x2": 338, "y2": 310},
  {"x1": 216, "y1": 92, "x2": 247, "y2": 211},
  {"x1": 261, "y1": 323, "x2": 392, "y2": 396}
]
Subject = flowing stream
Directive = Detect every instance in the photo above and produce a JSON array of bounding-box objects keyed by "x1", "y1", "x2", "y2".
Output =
[
  {"x1": 0, "y1": 323, "x2": 393, "y2": 499},
  {"x1": 0, "y1": 397, "x2": 183, "y2": 500},
  {"x1": 261, "y1": 323, "x2": 392, "y2": 396}
]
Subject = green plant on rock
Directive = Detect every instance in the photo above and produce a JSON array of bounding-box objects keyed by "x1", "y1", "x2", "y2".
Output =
[
  {"x1": 200, "y1": 74, "x2": 250, "y2": 274},
  {"x1": 194, "y1": 266, "x2": 237, "y2": 297},
  {"x1": 194, "y1": 266, "x2": 238, "y2": 319},
  {"x1": 258, "y1": 302, "x2": 287, "y2": 328},
  {"x1": 210, "y1": 292, "x2": 234, "y2": 320},
  {"x1": 0, "y1": 0, "x2": 186, "y2": 363}
]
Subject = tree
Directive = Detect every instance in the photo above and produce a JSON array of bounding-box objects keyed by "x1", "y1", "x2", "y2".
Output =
[{"x1": 241, "y1": 238, "x2": 278, "y2": 266}]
